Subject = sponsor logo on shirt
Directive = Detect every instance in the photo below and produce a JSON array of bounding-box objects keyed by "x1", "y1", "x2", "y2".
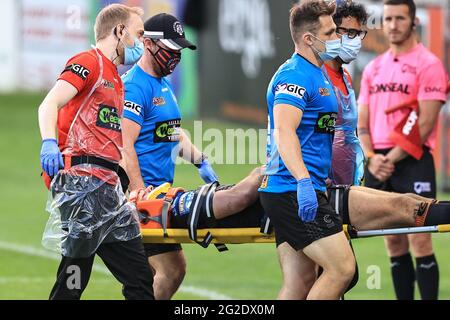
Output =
[
  {"x1": 401, "y1": 64, "x2": 417, "y2": 74},
  {"x1": 154, "y1": 119, "x2": 181, "y2": 143},
  {"x1": 425, "y1": 87, "x2": 446, "y2": 93},
  {"x1": 369, "y1": 83, "x2": 411, "y2": 95},
  {"x1": 124, "y1": 100, "x2": 142, "y2": 116},
  {"x1": 318, "y1": 87, "x2": 330, "y2": 96},
  {"x1": 414, "y1": 182, "x2": 431, "y2": 194},
  {"x1": 275, "y1": 83, "x2": 306, "y2": 99},
  {"x1": 315, "y1": 112, "x2": 337, "y2": 134},
  {"x1": 260, "y1": 175, "x2": 269, "y2": 189},
  {"x1": 63, "y1": 64, "x2": 90, "y2": 80},
  {"x1": 153, "y1": 97, "x2": 166, "y2": 106},
  {"x1": 96, "y1": 105, "x2": 121, "y2": 132},
  {"x1": 101, "y1": 79, "x2": 115, "y2": 90}
]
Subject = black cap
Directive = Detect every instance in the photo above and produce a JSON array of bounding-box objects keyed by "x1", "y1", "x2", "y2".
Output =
[{"x1": 144, "y1": 13, "x2": 197, "y2": 50}]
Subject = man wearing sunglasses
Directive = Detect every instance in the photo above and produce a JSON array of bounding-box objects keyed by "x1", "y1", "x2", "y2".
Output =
[{"x1": 121, "y1": 14, "x2": 218, "y2": 300}]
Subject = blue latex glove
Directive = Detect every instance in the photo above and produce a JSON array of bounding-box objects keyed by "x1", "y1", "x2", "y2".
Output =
[
  {"x1": 297, "y1": 178, "x2": 318, "y2": 222},
  {"x1": 198, "y1": 159, "x2": 218, "y2": 183},
  {"x1": 40, "y1": 139, "x2": 64, "y2": 177}
]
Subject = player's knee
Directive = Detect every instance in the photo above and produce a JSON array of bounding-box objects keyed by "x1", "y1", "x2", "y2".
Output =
[
  {"x1": 155, "y1": 268, "x2": 186, "y2": 293},
  {"x1": 153, "y1": 259, "x2": 186, "y2": 288},
  {"x1": 409, "y1": 234, "x2": 433, "y2": 256},
  {"x1": 230, "y1": 189, "x2": 254, "y2": 212},
  {"x1": 338, "y1": 259, "x2": 356, "y2": 284},
  {"x1": 385, "y1": 235, "x2": 409, "y2": 255},
  {"x1": 282, "y1": 269, "x2": 316, "y2": 296},
  {"x1": 323, "y1": 257, "x2": 355, "y2": 285},
  {"x1": 166, "y1": 261, "x2": 187, "y2": 286}
]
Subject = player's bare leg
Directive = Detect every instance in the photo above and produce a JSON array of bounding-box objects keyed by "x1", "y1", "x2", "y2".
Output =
[
  {"x1": 348, "y1": 186, "x2": 419, "y2": 230},
  {"x1": 212, "y1": 167, "x2": 264, "y2": 219},
  {"x1": 148, "y1": 251, "x2": 187, "y2": 300},
  {"x1": 277, "y1": 243, "x2": 316, "y2": 300},
  {"x1": 303, "y1": 231, "x2": 355, "y2": 300}
]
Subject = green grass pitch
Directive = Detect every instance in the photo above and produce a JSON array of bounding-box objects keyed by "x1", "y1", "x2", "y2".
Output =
[{"x1": 0, "y1": 93, "x2": 449, "y2": 300}]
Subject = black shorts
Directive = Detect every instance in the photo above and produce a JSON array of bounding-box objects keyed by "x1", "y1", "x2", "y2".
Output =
[
  {"x1": 365, "y1": 147, "x2": 436, "y2": 198},
  {"x1": 143, "y1": 243, "x2": 182, "y2": 257},
  {"x1": 259, "y1": 191, "x2": 343, "y2": 251}
]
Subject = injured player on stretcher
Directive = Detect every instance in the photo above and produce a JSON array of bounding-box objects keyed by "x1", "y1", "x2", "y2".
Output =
[{"x1": 123, "y1": 166, "x2": 450, "y2": 246}]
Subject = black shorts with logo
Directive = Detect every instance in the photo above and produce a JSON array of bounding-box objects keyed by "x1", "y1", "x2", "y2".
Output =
[
  {"x1": 259, "y1": 191, "x2": 343, "y2": 251},
  {"x1": 365, "y1": 147, "x2": 436, "y2": 198}
]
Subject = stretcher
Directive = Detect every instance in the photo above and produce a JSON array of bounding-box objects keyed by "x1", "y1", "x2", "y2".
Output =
[{"x1": 141, "y1": 224, "x2": 450, "y2": 245}]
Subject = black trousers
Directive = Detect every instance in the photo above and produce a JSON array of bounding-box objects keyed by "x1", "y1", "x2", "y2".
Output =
[{"x1": 49, "y1": 237, "x2": 154, "y2": 300}]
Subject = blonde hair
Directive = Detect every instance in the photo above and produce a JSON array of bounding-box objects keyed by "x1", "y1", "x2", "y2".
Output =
[{"x1": 94, "y1": 4, "x2": 144, "y2": 42}]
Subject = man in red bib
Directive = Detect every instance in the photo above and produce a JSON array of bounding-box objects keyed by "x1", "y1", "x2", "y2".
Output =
[{"x1": 38, "y1": 4, "x2": 154, "y2": 300}]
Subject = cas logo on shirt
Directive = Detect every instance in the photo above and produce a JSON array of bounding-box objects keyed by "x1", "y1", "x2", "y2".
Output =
[
  {"x1": 153, "y1": 97, "x2": 166, "y2": 107},
  {"x1": 275, "y1": 83, "x2": 306, "y2": 99},
  {"x1": 64, "y1": 64, "x2": 90, "y2": 80},
  {"x1": 315, "y1": 112, "x2": 337, "y2": 134},
  {"x1": 318, "y1": 87, "x2": 330, "y2": 96},
  {"x1": 124, "y1": 101, "x2": 142, "y2": 116}
]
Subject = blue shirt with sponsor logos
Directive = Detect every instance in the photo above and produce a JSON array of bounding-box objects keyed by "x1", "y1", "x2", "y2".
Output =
[
  {"x1": 259, "y1": 53, "x2": 339, "y2": 193},
  {"x1": 122, "y1": 64, "x2": 181, "y2": 187}
]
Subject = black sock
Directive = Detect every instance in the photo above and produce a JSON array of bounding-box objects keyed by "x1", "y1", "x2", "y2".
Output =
[
  {"x1": 416, "y1": 254, "x2": 439, "y2": 300},
  {"x1": 390, "y1": 253, "x2": 415, "y2": 300}
]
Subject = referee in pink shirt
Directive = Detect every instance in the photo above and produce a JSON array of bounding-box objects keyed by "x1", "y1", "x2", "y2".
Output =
[{"x1": 358, "y1": 0, "x2": 448, "y2": 300}]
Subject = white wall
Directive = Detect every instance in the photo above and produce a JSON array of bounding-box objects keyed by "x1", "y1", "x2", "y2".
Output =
[
  {"x1": 0, "y1": 0, "x2": 20, "y2": 92},
  {"x1": 20, "y1": 0, "x2": 91, "y2": 91}
]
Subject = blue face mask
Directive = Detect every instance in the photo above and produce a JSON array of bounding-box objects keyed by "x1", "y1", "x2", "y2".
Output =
[
  {"x1": 338, "y1": 34, "x2": 362, "y2": 63},
  {"x1": 310, "y1": 34, "x2": 341, "y2": 61},
  {"x1": 122, "y1": 30, "x2": 144, "y2": 65}
]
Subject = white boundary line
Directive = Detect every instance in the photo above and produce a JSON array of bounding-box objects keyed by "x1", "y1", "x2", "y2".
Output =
[{"x1": 0, "y1": 241, "x2": 233, "y2": 300}]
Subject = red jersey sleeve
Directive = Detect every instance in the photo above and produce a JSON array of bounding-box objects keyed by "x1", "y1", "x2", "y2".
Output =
[{"x1": 58, "y1": 51, "x2": 99, "y2": 93}]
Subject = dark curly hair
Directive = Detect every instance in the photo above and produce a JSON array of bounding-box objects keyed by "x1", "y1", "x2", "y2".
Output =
[{"x1": 333, "y1": 1, "x2": 368, "y2": 27}]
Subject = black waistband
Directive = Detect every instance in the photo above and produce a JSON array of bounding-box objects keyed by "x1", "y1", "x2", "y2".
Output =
[{"x1": 70, "y1": 156, "x2": 119, "y2": 173}]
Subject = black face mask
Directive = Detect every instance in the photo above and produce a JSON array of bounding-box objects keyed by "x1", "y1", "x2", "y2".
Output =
[{"x1": 149, "y1": 41, "x2": 181, "y2": 77}]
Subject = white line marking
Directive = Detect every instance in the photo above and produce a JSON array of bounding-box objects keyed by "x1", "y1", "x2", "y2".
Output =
[{"x1": 0, "y1": 241, "x2": 233, "y2": 300}]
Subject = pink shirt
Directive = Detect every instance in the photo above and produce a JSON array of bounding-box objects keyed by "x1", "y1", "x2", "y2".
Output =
[{"x1": 358, "y1": 43, "x2": 448, "y2": 150}]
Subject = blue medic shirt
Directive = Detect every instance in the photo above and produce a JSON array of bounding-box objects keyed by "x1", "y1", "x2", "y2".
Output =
[
  {"x1": 259, "y1": 53, "x2": 339, "y2": 193},
  {"x1": 122, "y1": 64, "x2": 181, "y2": 187}
]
